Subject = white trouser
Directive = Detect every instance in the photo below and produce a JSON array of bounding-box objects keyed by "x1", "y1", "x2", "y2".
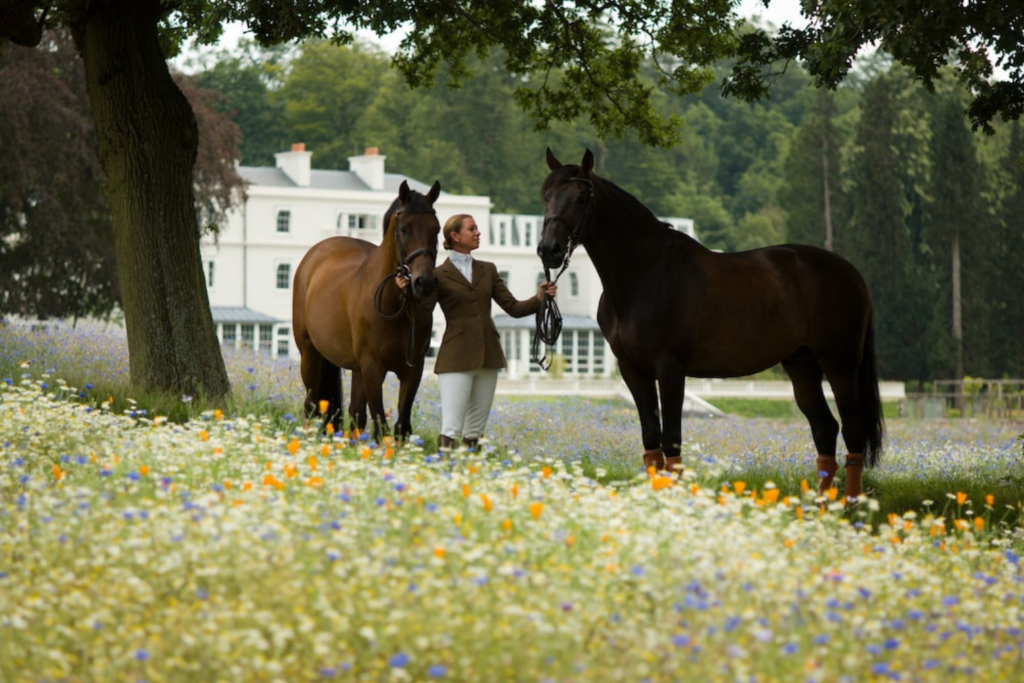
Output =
[{"x1": 438, "y1": 368, "x2": 500, "y2": 440}]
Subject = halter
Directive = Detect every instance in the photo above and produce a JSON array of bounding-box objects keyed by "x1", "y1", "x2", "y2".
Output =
[
  {"x1": 373, "y1": 207, "x2": 438, "y2": 366},
  {"x1": 532, "y1": 177, "x2": 595, "y2": 370}
]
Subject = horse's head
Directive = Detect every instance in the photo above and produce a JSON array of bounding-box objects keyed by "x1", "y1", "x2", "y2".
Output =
[
  {"x1": 389, "y1": 179, "x2": 442, "y2": 298},
  {"x1": 538, "y1": 148, "x2": 595, "y2": 270}
]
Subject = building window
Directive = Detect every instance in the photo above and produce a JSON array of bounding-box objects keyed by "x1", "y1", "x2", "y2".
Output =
[
  {"x1": 498, "y1": 270, "x2": 510, "y2": 285},
  {"x1": 523, "y1": 220, "x2": 533, "y2": 247},
  {"x1": 499, "y1": 221, "x2": 507, "y2": 246},
  {"x1": 536, "y1": 271, "x2": 546, "y2": 288},
  {"x1": 577, "y1": 331, "x2": 591, "y2": 375},
  {"x1": 205, "y1": 261, "x2": 215, "y2": 287},
  {"x1": 259, "y1": 325, "x2": 273, "y2": 353},
  {"x1": 240, "y1": 324, "x2": 255, "y2": 351},
  {"x1": 570, "y1": 272, "x2": 579, "y2": 297},
  {"x1": 349, "y1": 214, "x2": 369, "y2": 230},
  {"x1": 276, "y1": 209, "x2": 291, "y2": 233},
  {"x1": 511, "y1": 221, "x2": 520, "y2": 246},
  {"x1": 561, "y1": 330, "x2": 575, "y2": 374},
  {"x1": 336, "y1": 213, "x2": 345, "y2": 233},
  {"x1": 276, "y1": 263, "x2": 291, "y2": 290},
  {"x1": 593, "y1": 336, "x2": 605, "y2": 374},
  {"x1": 222, "y1": 323, "x2": 237, "y2": 347},
  {"x1": 276, "y1": 327, "x2": 290, "y2": 357},
  {"x1": 488, "y1": 223, "x2": 495, "y2": 246}
]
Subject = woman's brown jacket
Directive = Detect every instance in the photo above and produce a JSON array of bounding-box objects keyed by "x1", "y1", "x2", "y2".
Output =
[{"x1": 430, "y1": 258, "x2": 541, "y2": 374}]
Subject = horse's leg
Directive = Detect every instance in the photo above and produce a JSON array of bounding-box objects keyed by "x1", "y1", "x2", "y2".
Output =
[
  {"x1": 321, "y1": 359, "x2": 344, "y2": 433},
  {"x1": 618, "y1": 360, "x2": 664, "y2": 472},
  {"x1": 393, "y1": 365, "x2": 424, "y2": 442},
  {"x1": 359, "y1": 363, "x2": 390, "y2": 443},
  {"x1": 656, "y1": 358, "x2": 686, "y2": 473},
  {"x1": 349, "y1": 369, "x2": 368, "y2": 434},
  {"x1": 821, "y1": 358, "x2": 867, "y2": 503},
  {"x1": 299, "y1": 347, "x2": 323, "y2": 420},
  {"x1": 783, "y1": 349, "x2": 840, "y2": 495}
]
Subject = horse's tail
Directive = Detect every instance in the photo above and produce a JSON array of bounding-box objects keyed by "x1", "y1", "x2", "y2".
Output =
[{"x1": 859, "y1": 315, "x2": 885, "y2": 468}]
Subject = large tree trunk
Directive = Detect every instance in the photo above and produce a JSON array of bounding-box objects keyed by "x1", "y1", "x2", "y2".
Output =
[{"x1": 69, "y1": 0, "x2": 230, "y2": 398}]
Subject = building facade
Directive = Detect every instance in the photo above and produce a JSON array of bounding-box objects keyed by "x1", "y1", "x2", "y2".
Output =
[{"x1": 201, "y1": 145, "x2": 695, "y2": 379}]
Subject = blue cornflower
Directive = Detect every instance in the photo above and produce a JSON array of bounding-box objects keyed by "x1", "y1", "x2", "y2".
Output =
[
  {"x1": 428, "y1": 665, "x2": 447, "y2": 677},
  {"x1": 134, "y1": 649, "x2": 150, "y2": 662},
  {"x1": 388, "y1": 653, "x2": 409, "y2": 668}
]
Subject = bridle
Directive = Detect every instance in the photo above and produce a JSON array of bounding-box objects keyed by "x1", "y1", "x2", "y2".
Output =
[
  {"x1": 532, "y1": 176, "x2": 595, "y2": 370},
  {"x1": 373, "y1": 207, "x2": 438, "y2": 366}
]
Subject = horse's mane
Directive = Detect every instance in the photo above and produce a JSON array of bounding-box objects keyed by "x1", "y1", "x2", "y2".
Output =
[
  {"x1": 382, "y1": 187, "x2": 435, "y2": 237},
  {"x1": 544, "y1": 165, "x2": 675, "y2": 236}
]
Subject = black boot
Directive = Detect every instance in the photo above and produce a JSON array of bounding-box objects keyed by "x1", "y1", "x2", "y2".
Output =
[
  {"x1": 438, "y1": 434, "x2": 457, "y2": 451},
  {"x1": 462, "y1": 438, "x2": 479, "y2": 452}
]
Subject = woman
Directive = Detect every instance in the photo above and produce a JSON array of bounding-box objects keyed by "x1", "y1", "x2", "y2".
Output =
[{"x1": 399, "y1": 214, "x2": 556, "y2": 450}]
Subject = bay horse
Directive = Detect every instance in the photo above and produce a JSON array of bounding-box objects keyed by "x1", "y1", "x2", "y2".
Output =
[
  {"x1": 292, "y1": 180, "x2": 441, "y2": 440},
  {"x1": 538, "y1": 149, "x2": 883, "y2": 501}
]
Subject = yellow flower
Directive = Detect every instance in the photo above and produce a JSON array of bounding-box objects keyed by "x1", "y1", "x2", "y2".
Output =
[
  {"x1": 214, "y1": 409, "x2": 223, "y2": 420},
  {"x1": 287, "y1": 439, "x2": 300, "y2": 455},
  {"x1": 733, "y1": 481, "x2": 746, "y2": 495},
  {"x1": 986, "y1": 494, "x2": 994, "y2": 506},
  {"x1": 541, "y1": 466, "x2": 552, "y2": 478},
  {"x1": 319, "y1": 399, "x2": 330, "y2": 414},
  {"x1": 199, "y1": 430, "x2": 209, "y2": 442},
  {"x1": 433, "y1": 545, "x2": 446, "y2": 559},
  {"x1": 956, "y1": 491, "x2": 968, "y2": 505},
  {"x1": 529, "y1": 502, "x2": 544, "y2": 519},
  {"x1": 480, "y1": 494, "x2": 492, "y2": 512}
]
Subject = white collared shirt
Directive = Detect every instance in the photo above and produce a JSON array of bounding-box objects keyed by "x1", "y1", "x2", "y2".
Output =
[{"x1": 449, "y1": 252, "x2": 473, "y2": 283}]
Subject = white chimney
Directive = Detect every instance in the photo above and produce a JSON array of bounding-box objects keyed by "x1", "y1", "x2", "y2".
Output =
[
  {"x1": 275, "y1": 143, "x2": 312, "y2": 187},
  {"x1": 348, "y1": 147, "x2": 386, "y2": 191}
]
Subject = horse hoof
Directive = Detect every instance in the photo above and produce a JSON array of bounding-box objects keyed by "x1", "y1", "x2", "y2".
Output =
[{"x1": 643, "y1": 448, "x2": 665, "y2": 474}]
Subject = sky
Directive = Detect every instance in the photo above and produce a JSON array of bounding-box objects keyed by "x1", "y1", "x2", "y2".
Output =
[{"x1": 172, "y1": 1, "x2": 810, "y2": 71}]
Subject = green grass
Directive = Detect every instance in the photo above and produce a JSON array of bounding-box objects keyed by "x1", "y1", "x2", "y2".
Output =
[{"x1": 708, "y1": 397, "x2": 903, "y2": 420}]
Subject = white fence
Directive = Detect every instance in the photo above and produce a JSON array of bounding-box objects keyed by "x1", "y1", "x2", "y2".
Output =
[{"x1": 493, "y1": 377, "x2": 906, "y2": 406}]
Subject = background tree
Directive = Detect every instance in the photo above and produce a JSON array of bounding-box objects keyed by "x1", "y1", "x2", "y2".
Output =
[
  {"x1": 922, "y1": 90, "x2": 988, "y2": 380},
  {"x1": 780, "y1": 89, "x2": 852, "y2": 249},
  {"x1": 0, "y1": 30, "x2": 242, "y2": 321},
  {"x1": 841, "y1": 69, "x2": 932, "y2": 380},
  {"x1": 988, "y1": 122, "x2": 1024, "y2": 377},
  {"x1": 728, "y1": 0, "x2": 1024, "y2": 133},
  {"x1": 192, "y1": 42, "x2": 290, "y2": 166}
]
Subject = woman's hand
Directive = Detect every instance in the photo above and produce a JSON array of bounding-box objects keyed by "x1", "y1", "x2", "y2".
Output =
[
  {"x1": 396, "y1": 274, "x2": 409, "y2": 291},
  {"x1": 537, "y1": 281, "x2": 557, "y2": 299}
]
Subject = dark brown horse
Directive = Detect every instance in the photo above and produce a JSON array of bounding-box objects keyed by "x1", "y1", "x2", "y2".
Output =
[
  {"x1": 292, "y1": 180, "x2": 441, "y2": 440},
  {"x1": 538, "y1": 149, "x2": 883, "y2": 501}
]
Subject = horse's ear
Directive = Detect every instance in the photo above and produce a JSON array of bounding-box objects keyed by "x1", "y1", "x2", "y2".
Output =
[
  {"x1": 399, "y1": 180, "x2": 410, "y2": 203},
  {"x1": 428, "y1": 180, "x2": 441, "y2": 204},
  {"x1": 546, "y1": 147, "x2": 561, "y2": 171},
  {"x1": 581, "y1": 149, "x2": 594, "y2": 176}
]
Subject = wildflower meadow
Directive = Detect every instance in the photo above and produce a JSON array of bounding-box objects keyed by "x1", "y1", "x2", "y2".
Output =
[{"x1": 2, "y1": 321, "x2": 1024, "y2": 682}]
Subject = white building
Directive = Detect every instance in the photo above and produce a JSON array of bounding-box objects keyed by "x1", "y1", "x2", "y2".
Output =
[{"x1": 201, "y1": 145, "x2": 696, "y2": 379}]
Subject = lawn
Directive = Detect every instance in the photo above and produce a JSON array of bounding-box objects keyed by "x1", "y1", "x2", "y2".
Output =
[{"x1": 2, "y1": 321, "x2": 1024, "y2": 681}]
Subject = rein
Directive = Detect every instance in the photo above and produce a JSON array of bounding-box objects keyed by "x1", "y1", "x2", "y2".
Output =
[
  {"x1": 531, "y1": 177, "x2": 594, "y2": 370},
  {"x1": 373, "y1": 208, "x2": 437, "y2": 366}
]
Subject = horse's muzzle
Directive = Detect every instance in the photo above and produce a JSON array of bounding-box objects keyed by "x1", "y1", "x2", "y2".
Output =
[
  {"x1": 412, "y1": 275, "x2": 437, "y2": 299},
  {"x1": 537, "y1": 241, "x2": 566, "y2": 270}
]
